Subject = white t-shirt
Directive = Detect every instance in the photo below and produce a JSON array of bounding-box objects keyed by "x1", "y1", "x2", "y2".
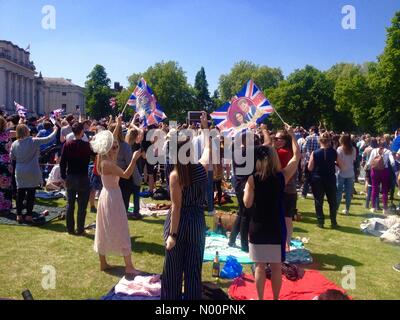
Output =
[
  {"x1": 47, "y1": 165, "x2": 62, "y2": 183},
  {"x1": 65, "y1": 132, "x2": 89, "y2": 142}
]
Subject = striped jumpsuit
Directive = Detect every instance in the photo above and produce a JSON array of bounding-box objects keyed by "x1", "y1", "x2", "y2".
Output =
[{"x1": 161, "y1": 164, "x2": 207, "y2": 300}]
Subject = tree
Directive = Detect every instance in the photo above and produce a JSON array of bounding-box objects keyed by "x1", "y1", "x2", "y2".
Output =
[
  {"x1": 268, "y1": 65, "x2": 335, "y2": 130},
  {"x1": 85, "y1": 65, "x2": 113, "y2": 119},
  {"x1": 326, "y1": 63, "x2": 376, "y2": 133},
  {"x1": 194, "y1": 67, "x2": 213, "y2": 112},
  {"x1": 370, "y1": 11, "x2": 400, "y2": 133},
  {"x1": 219, "y1": 61, "x2": 284, "y2": 101}
]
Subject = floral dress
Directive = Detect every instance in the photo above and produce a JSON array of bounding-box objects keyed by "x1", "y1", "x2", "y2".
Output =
[{"x1": 0, "y1": 130, "x2": 13, "y2": 212}]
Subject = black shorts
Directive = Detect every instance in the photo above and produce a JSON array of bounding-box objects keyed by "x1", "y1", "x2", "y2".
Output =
[{"x1": 283, "y1": 193, "x2": 297, "y2": 218}]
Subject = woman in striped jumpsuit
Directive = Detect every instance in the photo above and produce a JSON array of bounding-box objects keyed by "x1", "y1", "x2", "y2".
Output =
[{"x1": 161, "y1": 112, "x2": 210, "y2": 300}]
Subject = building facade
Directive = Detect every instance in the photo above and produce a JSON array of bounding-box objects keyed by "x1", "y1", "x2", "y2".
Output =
[{"x1": 0, "y1": 40, "x2": 85, "y2": 115}]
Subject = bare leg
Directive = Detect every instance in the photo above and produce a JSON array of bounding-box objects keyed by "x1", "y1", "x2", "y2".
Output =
[
  {"x1": 89, "y1": 190, "x2": 96, "y2": 208},
  {"x1": 124, "y1": 254, "x2": 139, "y2": 275},
  {"x1": 255, "y1": 263, "x2": 266, "y2": 300},
  {"x1": 99, "y1": 255, "x2": 112, "y2": 271},
  {"x1": 270, "y1": 263, "x2": 282, "y2": 300},
  {"x1": 285, "y1": 217, "x2": 293, "y2": 251},
  {"x1": 148, "y1": 175, "x2": 155, "y2": 193}
]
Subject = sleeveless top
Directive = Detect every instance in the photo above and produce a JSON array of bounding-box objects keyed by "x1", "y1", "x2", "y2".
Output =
[
  {"x1": 249, "y1": 172, "x2": 286, "y2": 245},
  {"x1": 181, "y1": 164, "x2": 207, "y2": 209},
  {"x1": 312, "y1": 147, "x2": 337, "y2": 179}
]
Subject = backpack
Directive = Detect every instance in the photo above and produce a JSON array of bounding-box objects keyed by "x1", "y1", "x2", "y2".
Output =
[
  {"x1": 152, "y1": 187, "x2": 170, "y2": 201},
  {"x1": 371, "y1": 149, "x2": 385, "y2": 171}
]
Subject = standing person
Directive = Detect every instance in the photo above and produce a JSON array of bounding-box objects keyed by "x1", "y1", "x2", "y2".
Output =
[
  {"x1": 109, "y1": 122, "x2": 133, "y2": 213},
  {"x1": 301, "y1": 126, "x2": 319, "y2": 199},
  {"x1": 125, "y1": 127, "x2": 144, "y2": 219},
  {"x1": 91, "y1": 117, "x2": 142, "y2": 276},
  {"x1": 273, "y1": 129, "x2": 297, "y2": 250},
  {"x1": 308, "y1": 132, "x2": 344, "y2": 229},
  {"x1": 243, "y1": 124, "x2": 300, "y2": 300},
  {"x1": 336, "y1": 134, "x2": 357, "y2": 215},
  {"x1": 60, "y1": 114, "x2": 75, "y2": 143},
  {"x1": 161, "y1": 112, "x2": 210, "y2": 300},
  {"x1": 60, "y1": 122, "x2": 93, "y2": 235},
  {"x1": 367, "y1": 137, "x2": 395, "y2": 215},
  {"x1": 11, "y1": 124, "x2": 58, "y2": 223},
  {"x1": 363, "y1": 138, "x2": 380, "y2": 209},
  {"x1": 37, "y1": 120, "x2": 56, "y2": 152},
  {"x1": 0, "y1": 116, "x2": 15, "y2": 216}
]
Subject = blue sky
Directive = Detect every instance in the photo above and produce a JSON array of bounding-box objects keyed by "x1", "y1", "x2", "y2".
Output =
[{"x1": 0, "y1": 0, "x2": 399, "y2": 92}]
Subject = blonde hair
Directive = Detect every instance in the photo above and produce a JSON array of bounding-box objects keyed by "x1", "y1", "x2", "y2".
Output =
[
  {"x1": 255, "y1": 146, "x2": 282, "y2": 181},
  {"x1": 125, "y1": 128, "x2": 140, "y2": 145},
  {"x1": 16, "y1": 124, "x2": 30, "y2": 140}
]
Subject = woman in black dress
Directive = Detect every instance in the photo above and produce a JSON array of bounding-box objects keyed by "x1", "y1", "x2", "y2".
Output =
[{"x1": 244, "y1": 124, "x2": 300, "y2": 300}]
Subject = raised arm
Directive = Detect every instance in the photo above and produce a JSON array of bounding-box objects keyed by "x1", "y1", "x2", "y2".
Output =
[
  {"x1": 282, "y1": 124, "x2": 301, "y2": 185},
  {"x1": 260, "y1": 124, "x2": 272, "y2": 146},
  {"x1": 165, "y1": 171, "x2": 182, "y2": 251},
  {"x1": 102, "y1": 150, "x2": 142, "y2": 179},
  {"x1": 33, "y1": 126, "x2": 58, "y2": 146},
  {"x1": 113, "y1": 115, "x2": 122, "y2": 141}
]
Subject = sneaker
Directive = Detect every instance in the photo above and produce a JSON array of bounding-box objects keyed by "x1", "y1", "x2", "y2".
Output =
[
  {"x1": 317, "y1": 223, "x2": 324, "y2": 229},
  {"x1": 342, "y1": 209, "x2": 349, "y2": 215},
  {"x1": 129, "y1": 213, "x2": 143, "y2": 220},
  {"x1": 370, "y1": 208, "x2": 376, "y2": 214},
  {"x1": 207, "y1": 210, "x2": 216, "y2": 216},
  {"x1": 90, "y1": 206, "x2": 97, "y2": 214},
  {"x1": 393, "y1": 264, "x2": 400, "y2": 272},
  {"x1": 331, "y1": 223, "x2": 340, "y2": 229}
]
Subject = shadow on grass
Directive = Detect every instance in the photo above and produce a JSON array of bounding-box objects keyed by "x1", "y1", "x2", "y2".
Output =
[
  {"x1": 132, "y1": 240, "x2": 165, "y2": 256},
  {"x1": 311, "y1": 253, "x2": 363, "y2": 271},
  {"x1": 138, "y1": 218, "x2": 167, "y2": 226},
  {"x1": 293, "y1": 226, "x2": 309, "y2": 234}
]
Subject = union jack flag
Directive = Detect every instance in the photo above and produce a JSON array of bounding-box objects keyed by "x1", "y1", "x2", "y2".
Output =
[
  {"x1": 14, "y1": 101, "x2": 28, "y2": 118},
  {"x1": 109, "y1": 97, "x2": 117, "y2": 109},
  {"x1": 127, "y1": 78, "x2": 167, "y2": 127},
  {"x1": 52, "y1": 108, "x2": 64, "y2": 118},
  {"x1": 211, "y1": 80, "x2": 274, "y2": 137}
]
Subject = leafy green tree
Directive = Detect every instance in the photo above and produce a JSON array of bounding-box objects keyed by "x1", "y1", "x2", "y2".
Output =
[
  {"x1": 326, "y1": 63, "x2": 376, "y2": 133},
  {"x1": 268, "y1": 65, "x2": 335, "y2": 130},
  {"x1": 219, "y1": 61, "x2": 284, "y2": 101},
  {"x1": 370, "y1": 11, "x2": 400, "y2": 133},
  {"x1": 85, "y1": 65, "x2": 113, "y2": 119},
  {"x1": 194, "y1": 67, "x2": 213, "y2": 112}
]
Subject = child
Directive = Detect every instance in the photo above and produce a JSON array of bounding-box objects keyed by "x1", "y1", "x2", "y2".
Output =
[{"x1": 45, "y1": 156, "x2": 64, "y2": 191}]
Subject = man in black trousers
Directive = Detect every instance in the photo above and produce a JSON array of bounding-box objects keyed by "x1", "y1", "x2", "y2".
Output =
[{"x1": 60, "y1": 122, "x2": 94, "y2": 235}]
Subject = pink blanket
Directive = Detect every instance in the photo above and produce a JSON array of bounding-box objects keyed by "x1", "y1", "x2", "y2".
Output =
[{"x1": 115, "y1": 275, "x2": 161, "y2": 297}]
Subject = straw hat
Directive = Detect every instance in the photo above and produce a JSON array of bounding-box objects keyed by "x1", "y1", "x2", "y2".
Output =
[{"x1": 90, "y1": 130, "x2": 114, "y2": 155}]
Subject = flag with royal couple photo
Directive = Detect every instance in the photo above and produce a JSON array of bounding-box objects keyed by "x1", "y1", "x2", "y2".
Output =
[{"x1": 211, "y1": 80, "x2": 274, "y2": 137}]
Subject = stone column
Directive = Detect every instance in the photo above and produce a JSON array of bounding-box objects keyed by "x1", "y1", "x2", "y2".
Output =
[
  {"x1": 0, "y1": 68, "x2": 6, "y2": 107},
  {"x1": 7, "y1": 71, "x2": 12, "y2": 110}
]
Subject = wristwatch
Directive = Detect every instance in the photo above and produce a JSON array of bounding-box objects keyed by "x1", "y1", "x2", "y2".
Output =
[{"x1": 169, "y1": 233, "x2": 178, "y2": 240}]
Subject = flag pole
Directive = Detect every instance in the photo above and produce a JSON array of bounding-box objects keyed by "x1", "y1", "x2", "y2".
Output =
[
  {"x1": 272, "y1": 106, "x2": 286, "y2": 125},
  {"x1": 120, "y1": 103, "x2": 129, "y2": 116}
]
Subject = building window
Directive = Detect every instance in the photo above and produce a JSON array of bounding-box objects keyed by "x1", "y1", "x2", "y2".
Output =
[
  {"x1": 62, "y1": 104, "x2": 67, "y2": 111},
  {"x1": 62, "y1": 92, "x2": 67, "y2": 96}
]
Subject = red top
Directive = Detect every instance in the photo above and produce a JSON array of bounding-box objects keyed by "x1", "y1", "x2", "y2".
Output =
[{"x1": 277, "y1": 148, "x2": 293, "y2": 169}]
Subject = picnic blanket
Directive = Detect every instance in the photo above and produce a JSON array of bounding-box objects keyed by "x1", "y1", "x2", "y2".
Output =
[
  {"x1": 360, "y1": 216, "x2": 400, "y2": 245},
  {"x1": 102, "y1": 274, "x2": 161, "y2": 301},
  {"x1": 203, "y1": 232, "x2": 313, "y2": 265},
  {"x1": 228, "y1": 270, "x2": 348, "y2": 300},
  {"x1": 128, "y1": 201, "x2": 170, "y2": 217},
  {"x1": 0, "y1": 205, "x2": 65, "y2": 226},
  {"x1": 35, "y1": 191, "x2": 65, "y2": 200}
]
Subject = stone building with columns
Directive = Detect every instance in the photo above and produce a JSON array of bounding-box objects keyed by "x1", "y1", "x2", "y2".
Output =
[{"x1": 0, "y1": 40, "x2": 85, "y2": 115}]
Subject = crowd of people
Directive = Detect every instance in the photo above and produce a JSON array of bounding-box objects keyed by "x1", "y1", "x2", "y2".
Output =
[{"x1": 0, "y1": 107, "x2": 399, "y2": 300}]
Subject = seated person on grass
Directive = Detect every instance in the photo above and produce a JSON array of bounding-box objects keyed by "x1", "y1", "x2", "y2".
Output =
[{"x1": 45, "y1": 156, "x2": 65, "y2": 191}]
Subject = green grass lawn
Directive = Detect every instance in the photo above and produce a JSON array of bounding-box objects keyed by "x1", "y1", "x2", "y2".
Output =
[{"x1": 0, "y1": 182, "x2": 399, "y2": 300}]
